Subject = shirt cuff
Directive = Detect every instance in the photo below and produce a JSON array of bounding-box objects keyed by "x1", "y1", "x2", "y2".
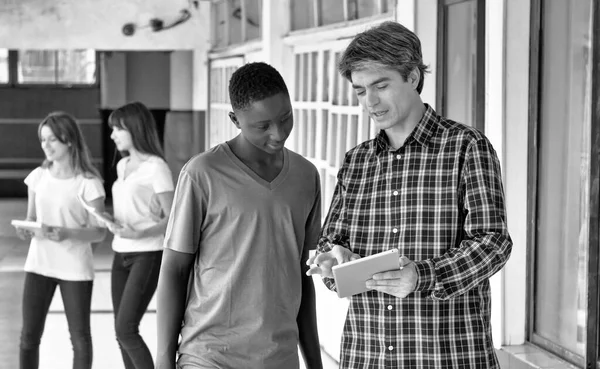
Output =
[
  {"x1": 413, "y1": 259, "x2": 436, "y2": 292},
  {"x1": 323, "y1": 277, "x2": 337, "y2": 292}
]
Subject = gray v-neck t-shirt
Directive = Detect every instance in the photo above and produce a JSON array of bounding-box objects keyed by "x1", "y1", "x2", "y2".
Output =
[{"x1": 164, "y1": 143, "x2": 322, "y2": 369}]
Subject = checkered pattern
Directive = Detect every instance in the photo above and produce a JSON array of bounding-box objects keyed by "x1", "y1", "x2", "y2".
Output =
[{"x1": 319, "y1": 105, "x2": 512, "y2": 368}]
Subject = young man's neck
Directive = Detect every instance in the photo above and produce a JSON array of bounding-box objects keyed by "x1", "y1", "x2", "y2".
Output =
[
  {"x1": 229, "y1": 135, "x2": 282, "y2": 164},
  {"x1": 384, "y1": 102, "x2": 426, "y2": 150}
]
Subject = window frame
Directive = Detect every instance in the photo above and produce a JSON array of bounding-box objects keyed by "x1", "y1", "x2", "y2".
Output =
[
  {"x1": 0, "y1": 49, "x2": 99, "y2": 88},
  {"x1": 526, "y1": 0, "x2": 600, "y2": 367},
  {"x1": 435, "y1": 0, "x2": 485, "y2": 132}
]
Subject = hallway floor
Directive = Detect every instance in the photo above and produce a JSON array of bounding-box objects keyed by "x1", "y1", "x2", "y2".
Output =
[
  {"x1": 0, "y1": 199, "x2": 158, "y2": 369},
  {"x1": 0, "y1": 199, "x2": 336, "y2": 369}
]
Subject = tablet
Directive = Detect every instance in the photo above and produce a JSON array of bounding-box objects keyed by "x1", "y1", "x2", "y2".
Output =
[
  {"x1": 77, "y1": 194, "x2": 117, "y2": 227},
  {"x1": 332, "y1": 248, "x2": 400, "y2": 298},
  {"x1": 11, "y1": 220, "x2": 43, "y2": 235}
]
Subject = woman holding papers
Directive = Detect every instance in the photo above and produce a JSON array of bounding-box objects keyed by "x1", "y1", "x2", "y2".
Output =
[
  {"x1": 106, "y1": 101, "x2": 174, "y2": 369},
  {"x1": 14, "y1": 111, "x2": 107, "y2": 369}
]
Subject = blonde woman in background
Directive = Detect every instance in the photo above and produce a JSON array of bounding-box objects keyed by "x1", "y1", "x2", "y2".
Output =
[{"x1": 15, "y1": 111, "x2": 107, "y2": 369}]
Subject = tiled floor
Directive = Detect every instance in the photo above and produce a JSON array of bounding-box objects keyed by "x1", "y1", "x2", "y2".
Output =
[{"x1": 0, "y1": 199, "x2": 337, "y2": 369}]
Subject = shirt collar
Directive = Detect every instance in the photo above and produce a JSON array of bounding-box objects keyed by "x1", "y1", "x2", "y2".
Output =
[{"x1": 374, "y1": 103, "x2": 438, "y2": 155}]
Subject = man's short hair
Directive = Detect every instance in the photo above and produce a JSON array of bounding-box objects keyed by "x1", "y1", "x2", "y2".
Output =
[
  {"x1": 338, "y1": 21, "x2": 430, "y2": 94},
  {"x1": 228, "y1": 62, "x2": 289, "y2": 111}
]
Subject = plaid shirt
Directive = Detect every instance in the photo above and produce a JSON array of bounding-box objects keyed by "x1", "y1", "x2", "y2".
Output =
[{"x1": 319, "y1": 104, "x2": 512, "y2": 368}]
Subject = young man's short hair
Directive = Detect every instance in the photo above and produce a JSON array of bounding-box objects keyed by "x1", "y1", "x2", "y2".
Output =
[
  {"x1": 338, "y1": 21, "x2": 430, "y2": 94},
  {"x1": 228, "y1": 62, "x2": 289, "y2": 111}
]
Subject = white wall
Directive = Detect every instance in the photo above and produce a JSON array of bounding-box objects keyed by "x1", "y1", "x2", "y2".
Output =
[
  {"x1": 0, "y1": 0, "x2": 209, "y2": 50},
  {"x1": 100, "y1": 52, "x2": 127, "y2": 109},
  {"x1": 414, "y1": 0, "x2": 438, "y2": 109},
  {"x1": 193, "y1": 50, "x2": 209, "y2": 111},
  {"x1": 502, "y1": 0, "x2": 531, "y2": 345},
  {"x1": 170, "y1": 51, "x2": 194, "y2": 111}
]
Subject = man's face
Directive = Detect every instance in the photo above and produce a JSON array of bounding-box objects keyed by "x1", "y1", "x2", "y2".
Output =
[
  {"x1": 351, "y1": 64, "x2": 420, "y2": 132},
  {"x1": 230, "y1": 92, "x2": 294, "y2": 155}
]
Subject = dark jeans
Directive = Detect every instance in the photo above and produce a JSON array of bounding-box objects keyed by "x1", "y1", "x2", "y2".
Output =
[
  {"x1": 112, "y1": 251, "x2": 162, "y2": 369},
  {"x1": 20, "y1": 272, "x2": 93, "y2": 369}
]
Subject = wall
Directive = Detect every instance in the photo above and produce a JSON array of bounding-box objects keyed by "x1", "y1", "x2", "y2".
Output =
[
  {"x1": 0, "y1": 0, "x2": 209, "y2": 50},
  {"x1": 126, "y1": 52, "x2": 171, "y2": 109},
  {"x1": 0, "y1": 86, "x2": 101, "y2": 197}
]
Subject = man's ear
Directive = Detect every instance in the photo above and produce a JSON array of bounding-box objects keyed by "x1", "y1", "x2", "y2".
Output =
[
  {"x1": 228, "y1": 112, "x2": 240, "y2": 128},
  {"x1": 409, "y1": 68, "x2": 420, "y2": 89}
]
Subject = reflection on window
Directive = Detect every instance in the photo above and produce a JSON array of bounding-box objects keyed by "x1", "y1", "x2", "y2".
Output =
[
  {"x1": 17, "y1": 50, "x2": 96, "y2": 85},
  {"x1": 443, "y1": 1, "x2": 477, "y2": 127},
  {"x1": 211, "y1": 0, "x2": 261, "y2": 48},
  {"x1": 533, "y1": 0, "x2": 592, "y2": 360},
  {"x1": 0, "y1": 49, "x2": 7, "y2": 84},
  {"x1": 438, "y1": 0, "x2": 484, "y2": 131},
  {"x1": 291, "y1": 0, "x2": 394, "y2": 31}
]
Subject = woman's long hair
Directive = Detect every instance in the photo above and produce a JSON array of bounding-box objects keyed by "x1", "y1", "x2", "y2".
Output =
[
  {"x1": 108, "y1": 101, "x2": 165, "y2": 160},
  {"x1": 38, "y1": 111, "x2": 101, "y2": 179}
]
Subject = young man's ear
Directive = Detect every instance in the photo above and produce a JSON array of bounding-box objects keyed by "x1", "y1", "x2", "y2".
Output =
[
  {"x1": 228, "y1": 112, "x2": 241, "y2": 128},
  {"x1": 408, "y1": 68, "x2": 420, "y2": 90}
]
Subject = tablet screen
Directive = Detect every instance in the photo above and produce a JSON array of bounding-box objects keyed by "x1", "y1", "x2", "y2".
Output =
[{"x1": 332, "y1": 248, "x2": 400, "y2": 298}]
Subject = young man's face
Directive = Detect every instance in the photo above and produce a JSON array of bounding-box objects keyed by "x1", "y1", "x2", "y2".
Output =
[
  {"x1": 230, "y1": 92, "x2": 294, "y2": 155},
  {"x1": 351, "y1": 64, "x2": 421, "y2": 132}
]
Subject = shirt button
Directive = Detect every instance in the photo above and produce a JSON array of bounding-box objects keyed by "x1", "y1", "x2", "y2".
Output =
[
  {"x1": 393, "y1": 190, "x2": 398, "y2": 196},
  {"x1": 387, "y1": 305, "x2": 393, "y2": 310},
  {"x1": 392, "y1": 228, "x2": 398, "y2": 233},
  {"x1": 388, "y1": 345, "x2": 394, "y2": 351},
  {"x1": 396, "y1": 154, "x2": 402, "y2": 159}
]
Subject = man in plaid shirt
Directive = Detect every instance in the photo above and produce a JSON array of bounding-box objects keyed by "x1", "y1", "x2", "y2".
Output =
[{"x1": 307, "y1": 21, "x2": 512, "y2": 368}]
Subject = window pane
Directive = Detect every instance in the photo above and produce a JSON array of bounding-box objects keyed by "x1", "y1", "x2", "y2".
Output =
[
  {"x1": 18, "y1": 50, "x2": 56, "y2": 84},
  {"x1": 0, "y1": 49, "x2": 7, "y2": 83},
  {"x1": 245, "y1": 0, "x2": 261, "y2": 41},
  {"x1": 320, "y1": 0, "x2": 345, "y2": 26},
  {"x1": 213, "y1": 1, "x2": 228, "y2": 48},
  {"x1": 356, "y1": 0, "x2": 377, "y2": 19},
  {"x1": 57, "y1": 50, "x2": 96, "y2": 84},
  {"x1": 291, "y1": 0, "x2": 315, "y2": 30},
  {"x1": 534, "y1": 0, "x2": 592, "y2": 357},
  {"x1": 229, "y1": 0, "x2": 242, "y2": 45},
  {"x1": 443, "y1": 0, "x2": 477, "y2": 127}
]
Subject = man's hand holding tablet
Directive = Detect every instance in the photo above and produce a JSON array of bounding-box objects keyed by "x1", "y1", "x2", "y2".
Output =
[
  {"x1": 307, "y1": 246, "x2": 417, "y2": 298},
  {"x1": 306, "y1": 244, "x2": 361, "y2": 279}
]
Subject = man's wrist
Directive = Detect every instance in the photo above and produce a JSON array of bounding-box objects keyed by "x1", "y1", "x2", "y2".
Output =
[
  {"x1": 412, "y1": 259, "x2": 436, "y2": 292},
  {"x1": 316, "y1": 242, "x2": 334, "y2": 254}
]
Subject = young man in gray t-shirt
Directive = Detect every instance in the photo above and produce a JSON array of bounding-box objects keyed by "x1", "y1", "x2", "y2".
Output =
[{"x1": 156, "y1": 62, "x2": 323, "y2": 369}]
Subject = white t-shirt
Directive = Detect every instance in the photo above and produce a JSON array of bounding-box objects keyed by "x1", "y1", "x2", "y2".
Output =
[
  {"x1": 24, "y1": 167, "x2": 106, "y2": 281},
  {"x1": 111, "y1": 155, "x2": 174, "y2": 253}
]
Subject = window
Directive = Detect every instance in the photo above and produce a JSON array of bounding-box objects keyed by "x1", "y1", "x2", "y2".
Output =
[
  {"x1": 0, "y1": 49, "x2": 8, "y2": 84},
  {"x1": 529, "y1": 0, "x2": 596, "y2": 366},
  {"x1": 211, "y1": 0, "x2": 261, "y2": 49},
  {"x1": 207, "y1": 57, "x2": 244, "y2": 149},
  {"x1": 437, "y1": 0, "x2": 485, "y2": 131},
  {"x1": 291, "y1": 0, "x2": 395, "y2": 31},
  {"x1": 17, "y1": 50, "x2": 96, "y2": 85},
  {"x1": 285, "y1": 41, "x2": 375, "y2": 361}
]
